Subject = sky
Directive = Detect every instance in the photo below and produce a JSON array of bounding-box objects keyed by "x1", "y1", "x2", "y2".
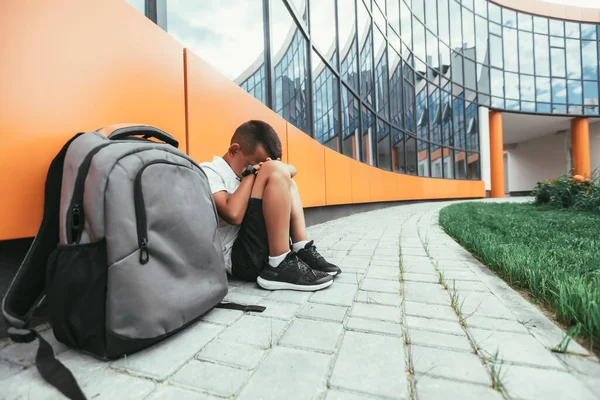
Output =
[{"x1": 540, "y1": 0, "x2": 600, "y2": 8}]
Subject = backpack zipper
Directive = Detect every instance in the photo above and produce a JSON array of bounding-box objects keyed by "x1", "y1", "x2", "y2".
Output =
[{"x1": 134, "y1": 160, "x2": 193, "y2": 264}]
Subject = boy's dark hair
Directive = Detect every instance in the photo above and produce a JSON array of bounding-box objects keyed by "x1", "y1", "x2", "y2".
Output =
[{"x1": 232, "y1": 120, "x2": 282, "y2": 159}]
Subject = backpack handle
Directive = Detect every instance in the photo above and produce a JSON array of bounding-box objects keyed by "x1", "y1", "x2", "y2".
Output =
[{"x1": 106, "y1": 125, "x2": 179, "y2": 148}]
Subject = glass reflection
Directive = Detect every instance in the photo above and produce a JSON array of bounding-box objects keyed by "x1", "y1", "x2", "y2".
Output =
[
  {"x1": 417, "y1": 140, "x2": 430, "y2": 177},
  {"x1": 442, "y1": 89, "x2": 453, "y2": 146},
  {"x1": 374, "y1": 27, "x2": 389, "y2": 119},
  {"x1": 377, "y1": 119, "x2": 392, "y2": 170},
  {"x1": 438, "y1": 0, "x2": 450, "y2": 44},
  {"x1": 534, "y1": 16, "x2": 548, "y2": 34},
  {"x1": 429, "y1": 85, "x2": 441, "y2": 144},
  {"x1": 288, "y1": 0, "x2": 307, "y2": 23},
  {"x1": 488, "y1": 2, "x2": 501, "y2": 24},
  {"x1": 450, "y1": 1, "x2": 462, "y2": 52},
  {"x1": 582, "y1": 41, "x2": 598, "y2": 80},
  {"x1": 341, "y1": 85, "x2": 360, "y2": 160},
  {"x1": 467, "y1": 153, "x2": 480, "y2": 180},
  {"x1": 490, "y1": 35, "x2": 503, "y2": 69},
  {"x1": 550, "y1": 19, "x2": 564, "y2": 36},
  {"x1": 581, "y1": 24, "x2": 597, "y2": 40},
  {"x1": 425, "y1": 0, "x2": 438, "y2": 35},
  {"x1": 475, "y1": 0, "x2": 487, "y2": 17},
  {"x1": 416, "y1": 86, "x2": 428, "y2": 140},
  {"x1": 518, "y1": 13, "x2": 532, "y2": 31},
  {"x1": 534, "y1": 34, "x2": 550, "y2": 76},
  {"x1": 374, "y1": 3, "x2": 387, "y2": 33},
  {"x1": 552, "y1": 78, "x2": 567, "y2": 104},
  {"x1": 451, "y1": 53, "x2": 464, "y2": 86},
  {"x1": 520, "y1": 75, "x2": 535, "y2": 101},
  {"x1": 477, "y1": 64, "x2": 490, "y2": 94},
  {"x1": 405, "y1": 135, "x2": 417, "y2": 175},
  {"x1": 453, "y1": 95, "x2": 465, "y2": 150},
  {"x1": 389, "y1": 46, "x2": 403, "y2": 127},
  {"x1": 464, "y1": 59, "x2": 476, "y2": 91},
  {"x1": 566, "y1": 39, "x2": 581, "y2": 79},
  {"x1": 463, "y1": 9, "x2": 475, "y2": 55},
  {"x1": 565, "y1": 22, "x2": 580, "y2": 39},
  {"x1": 361, "y1": 106, "x2": 375, "y2": 165},
  {"x1": 310, "y1": 0, "x2": 337, "y2": 66},
  {"x1": 413, "y1": 0, "x2": 425, "y2": 21},
  {"x1": 272, "y1": 0, "x2": 309, "y2": 132},
  {"x1": 392, "y1": 128, "x2": 406, "y2": 173},
  {"x1": 443, "y1": 148, "x2": 454, "y2": 178},
  {"x1": 584, "y1": 81, "x2": 599, "y2": 106},
  {"x1": 490, "y1": 68, "x2": 503, "y2": 97},
  {"x1": 503, "y1": 28, "x2": 518, "y2": 72},
  {"x1": 505, "y1": 72, "x2": 519, "y2": 100},
  {"x1": 536, "y1": 77, "x2": 551, "y2": 102},
  {"x1": 551, "y1": 47, "x2": 565, "y2": 77},
  {"x1": 430, "y1": 144, "x2": 443, "y2": 178},
  {"x1": 166, "y1": 0, "x2": 266, "y2": 103},
  {"x1": 401, "y1": 0, "x2": 412, "y2": 50},
  {"x1": 312, "y1": 52, "x2": 340, "y2": 150},
  {"x1": 503, "y1": 9, "x2": 516, "y2": 28},
  {"x1": 519, "y1": 31, "x2": 534, "y2": 74},
  {"x1": 358, "y1": 2, "x2": 374, "y2": 105},
  {"x1": 339, "y1": 0, "x2": 359, "y2": 91},
  {"x1": 387, "y1": 0, "x2": 400, "y2": 34},
  {"x1": 454, "y1": 151, "x2": 467, "y2": 179},
  {"x1": 476, "y1": 16, "x2": 489, "y2": 64},
  {"x1": 414, "y1": 18, "x2": 426, "y2": 61},
  {"x1": 568, "y1": 80, "x2": 583, "y2": 105}
]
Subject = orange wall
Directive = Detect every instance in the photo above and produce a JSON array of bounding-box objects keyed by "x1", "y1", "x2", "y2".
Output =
[{"x1": 0, "y1": 0, "x2": 484, "y2": 241}]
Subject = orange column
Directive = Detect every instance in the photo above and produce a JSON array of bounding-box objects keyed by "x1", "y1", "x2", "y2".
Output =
[
  {"x1": 489, "y1": 110, "x2": 505, "y2": 198},
  {"x1": 571, "y1": 117, "x2": 591, "y2": 177}
]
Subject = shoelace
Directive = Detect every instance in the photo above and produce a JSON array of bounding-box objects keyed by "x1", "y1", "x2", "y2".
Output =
[
  {"x1": 294, "y1": 255, "x2": 319, "y2": 279},
  {"x1": 307, "y1": 246, "x2": 326, "y2": 262}
]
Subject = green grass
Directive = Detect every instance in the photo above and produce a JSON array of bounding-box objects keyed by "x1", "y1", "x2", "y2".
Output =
[{"x1": 439, "y1": 202, "x2": 600, "y2": 350}]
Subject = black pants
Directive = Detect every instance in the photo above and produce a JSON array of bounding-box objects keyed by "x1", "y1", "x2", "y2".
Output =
[{"x1": 231, "y1": 198, "x2": 270, "y2": 281}]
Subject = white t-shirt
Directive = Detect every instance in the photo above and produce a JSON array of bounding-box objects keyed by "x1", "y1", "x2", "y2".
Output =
[{"x1": 200, "y1": 156, "x2": 241, "y2": 273}]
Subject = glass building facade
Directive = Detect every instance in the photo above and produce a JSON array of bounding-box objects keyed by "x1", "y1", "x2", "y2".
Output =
[{"x1": 130, "y1": 0, "x2": 600, "y2": 181}]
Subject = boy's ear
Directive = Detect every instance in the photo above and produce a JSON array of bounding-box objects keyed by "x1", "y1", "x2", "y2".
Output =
[{"x1": 228, "y1": 143, "x2": 241, "y2": 155}]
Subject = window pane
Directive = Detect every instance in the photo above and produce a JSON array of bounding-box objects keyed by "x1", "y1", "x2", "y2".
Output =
[
  {"x1": 551, "y1": 47, "x2": 565, "y2": 77},
  {"x1": 503, "y1": 28, "x2": 518, "y2": 72},
  {"x1": 377, "y1": 120, "x2": 392, "y2": 170},
  {"x1": 392, "y1": 128, "x2": 406, "y2": 173},
  {"x1": 387, "y1": 0, "x2": 400, "y2": 34},
  {"x1": 416, "y1": 87, "x2": 428, "y2": 140},
  {"x1": 413, "y1": 0, "x2": 424, "y2": 21},
  {"x1": 426, "y1": 30, "x2": 439, "y2": 71},
  {"x1": 464, "y1": 59, "x2": 476, "y2": 91},
  {"x1": 477, "y1": 64, "x2": 490, "y2": 94},
  {"x1": 442, "y1": 90, "x2": 453, "y2": 145},
  {"x1": 313, "y1": 54, "x2": 340, "y2": 150},
  {"x1": 288, "y1": 0, "x2": 307, "y2": 23},
  {"x1": 520, "y1": 75, "x2": 535, "y2": 101},
  {"x1": 451, "y1": 53, "x2": 463, "y2": 85},
  {"x1": 375, "y1": 28, "x2": 389, "y2": 119},
  {"x1": 584, "y1": 81, "x2": 599, "y2": 106},
  {"x1": 537, "y1": 102, "x2": 551, "y2": 113},
  {"x1": 519, "y1": 31, "x2": 534, "y2": 74},
  {"x1": 550, "y1": 19, "x2": 564, "y2": 36},
  {"x1": 566, "y1": 39, "x2": 581, "y2": 79},
  {"x1": 374, "y1": 3, "x2": 387, "y2": 33},
  {"x1": 506, "y1": 99, "x2": 519, "y2": 111},
  {"x1": 465, "y1": 102, "x2": 478, "y2": 151},
  {"x1": 467, "y1": 152, "x2": 480, "y2": 180},
  {"x1": 503, "y1": 9, "x2": 516, "y2": 28},
  {"x1": 490, "y1": 68, "x2": 503, "y2": 97},
  {"x1": 534, "y1": 34, "x2": 550, "y2": 76},
  {"x1": 505, "y1": 72, "x2": 519, "y2": 100},
  {"x1": 452, "y1": 95, "x2": 465, "y2": 149},
  {"x1": 443, "y1": 148, "x2": 454, "y2": 178},
  {"x1": 401, "y1": 0, "x2": 412, "y2": 48},
  {"x1": 536, "y1": 77, "x2": 551, "y2": 102},
  {"x1": 568, "y1": 80, "x2": 583, "y2": 105},
  {"x1": 166, "y1": 0, "x2": 266, "y2": 104},
  {"x1": 438, "y1": 0, "x2": 450, "y2": 44},
  {"x1": 489, "y1": 2, "x2": 501, "y2": 24},
  {"x1": 341, "y1": 85, "x2": 361, "y2": 160},
  {"x1": 450, "y1": 1, "x2": 462, "y2": 51},
  {"x1": 476, "y1": 16, "x2": 489, "y2": 64},
  {"x1": 310, "y1": 0, "x2": 337, "y2": 66},
  {"x1": 454, "y1": 150, "x2": 467, "y2": 179},
  {"x1": 582, "y1": 41, "x2": 598, "y2": 80},
  {"x1": 565, "y1": 22, "x2": 580, "y2": 39},
  {"x1": 534, "y1": 16, "x2": 548, "y2": 34},
  {"x1": 581, "y1": 24, "x2": 597, "y2": 40},
  {"x1": 404, "y1": 81, "x2": 415, "y2": 132},
  {"x1": 126, "y1": 0, "x2": 145, "y2": 14},
  {"x1": 518, "y1": 13, "x2": 532, "y2": 31},
  {"x1": 339, "y1": 0, "x2": 359, "y2": 91},
  {"x1": 417, "y1": 140, "x2": 429, "y2": 177},
  {"x1": 490, "y1": 35, "x2": 503, "y2": 69},
  {"x1": 425, "y1": 0, "x2": 437, "y2": 35},
  {"x1": 463, "y1": 9, "x2": 475, "y2": 56},
  {"x1": 358, "y1": 2, "x2": 374, "y2": 104},
  {"x1": 361, "y1": 106, "x2": 375, "y2": 164},
  {"x1": 272, "y1": 0, "x2": 309, "y2": 131},
  {"x1": 475, "y1": 0, "x2": 487, "y2": 17},
  {"x1": 429, "y1": 85, "x2": 441, "y2": 144},
  {"x1": 430, "y1": 145, "x2": 443, "y2": 178},
  {"x1": 414, "y1": 18, "x2": 426, "y2": 61},
  {"x1": 389, "y1": 46, "x2": 403, "y2": 127},
  {"x1": 552, "y1": 78, "x2": 567, "y2": 104},
  {"x1": 405, "y1": 135, "x2": 417, "y2": 175}
]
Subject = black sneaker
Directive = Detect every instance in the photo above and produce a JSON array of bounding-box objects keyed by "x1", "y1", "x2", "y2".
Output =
[
  {"x1": 257, "y1": 252, "x2": 333, "y2": 291},
  {"x1": 297, "y1": 241, "x2": 342, "y2": 276}
]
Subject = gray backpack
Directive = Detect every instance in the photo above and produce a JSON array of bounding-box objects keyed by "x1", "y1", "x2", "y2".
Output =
[{"x1": 2, "y1": 125, "x2": 263, "y2": 400}]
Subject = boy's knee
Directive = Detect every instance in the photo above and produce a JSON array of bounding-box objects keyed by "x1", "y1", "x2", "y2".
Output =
[{"x1": 259, "y1": 161, "x2": 289, "y2": 180}]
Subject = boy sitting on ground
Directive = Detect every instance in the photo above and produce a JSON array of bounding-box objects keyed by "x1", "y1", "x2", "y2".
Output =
[{"x1": 200, "y1": 120, "x2": 341, "y2": 291}]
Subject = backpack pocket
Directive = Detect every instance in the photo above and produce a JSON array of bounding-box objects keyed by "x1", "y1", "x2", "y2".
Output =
[{"x1": 46, "y1": 239, "x2": 108, "y2": 358}]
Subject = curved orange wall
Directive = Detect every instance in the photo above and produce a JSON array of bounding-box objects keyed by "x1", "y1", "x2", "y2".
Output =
[{"x1": 0, "y1": 0, "x2": 484, "y2": 241}]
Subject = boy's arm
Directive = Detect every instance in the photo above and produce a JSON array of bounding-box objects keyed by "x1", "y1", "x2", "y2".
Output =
[{"x1": 213, "y1": 174, "x2": 256, "y2": 226}]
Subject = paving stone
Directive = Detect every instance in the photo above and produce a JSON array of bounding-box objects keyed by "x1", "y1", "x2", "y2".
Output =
[
  {"x1": 460, "y1": 292, "x2": 517, "y2": 320},
  {"x1": 233, "y1": 282, "x2": 271, "y2": 297},
  {"x1": 333, "y1": 272, "x2": 363, "y2": 284},
  {"x1": 409, "y1": 329, "x2": 472, "y2": 352},
  {"x1": 465, "y1": 315, "x2": 529, "y2": 334},
  {"x1": 348, "y1": 249, "x2": 374, "y2": 257},
  {"x1": 401, "y1": 247, "x2": 428, "y2": 257},
  {"x1": 502, "y1": 364, "x2": 597, "y2": 400},
  {"x1": 355, "y1": 290, "x2": 402, "y2": 307},
  {"x1": 0, "y1": 329, "x2": 68, "y2": 367},
  {"x1": 404, "y1": 301, "x2": 458, "y2": 321},
  {"x1": 146, "y1": 386, "x2": 218, "y2": 400},
  {"x1": 310, "y1": 282, "x2": 358, "y2": 306},
  {"x1": 371, "y1": 255, "x2": 400, "y2": 263},
  {"x1": 111, "y1": 322, "x2": 223, "y2": 380},
  {"x1": 470, "y1": 329, "x2": 566, "y2": 370},
  {"x1": 366, "y1": 267, "x2": 400, "y2": 280},
  {"x1": 360, "y1": 278, "x2": 401, "y2": 294},
  {"x1": 447, "y1": 280, "x2": 490, "y2": 292},
  {"x1": 0, "y1": 360, "x2": 24, "y2": 381},
  {"x1": 237, "y1": 346, "x2": 331, "y2": 400},
  {"x1": 172, "y1": 360, "x2": 248, "y2": 397},
  {"x1": 330, "y1": 331, "x2": 407, "y2": 398},
  {"x1": 266, "y1": 290, "x2": 312, "y2": 304},
  {"x1": 331, "y1": 241, "x2": 355, "y2": 251},
  {"x1": 557, "y1": 354, "x2": 600, "y2": 376},
  {"x1": 279, "y1": 319, "x2": 343, "y2": 353},
  {"x1": 222, "y1": 292, "x2": 264, "y2": 305},
  {"x1": 411, "y1": 345, "x2": 490, "y2": 385},
  {"x1": 351, "y1": 302, "x2": 401, "y2": 323},
  {"x1": 218, "y1": 315, "x2": 288, "y2": 349},
  {"x1": 340, "y1": 257, "x2": 371, "y2": 269},
  {"x1": 404, "y1": 272, "x2": 439, "y2": 283},
  {"x1": 415, "y1": 376, "x2": 504, "y2": 400},
  {"x1": 197, "y1": 340, "x2": 265, "y2": 370},
  {"x1": 405, "y1": 315, "x2": 464, "y2": 335},
  {"x1": 297, "y1": 303, "x2": 348, "y2": 323},
  {"x1": 345, "y1": 317, "x2": 403, "y2": 337},
  {"x1": 403, "y1": 281, "x2": 449, "y2": 306},
  {"x1": 370, "y1": 259, "x2": 399, "y2": 268},
  {"x1": 325, "y1": 389, "x2": 381, "y2": 399},
  {"x1": 201, "y1": 308, "x2": 243, "y2": 325},
  {"x1": 256, "y1": 299, "x2": 301, "y2": 320},
  {"x1": 442, "y1": 270, "x2": 481, "y2": 282}
]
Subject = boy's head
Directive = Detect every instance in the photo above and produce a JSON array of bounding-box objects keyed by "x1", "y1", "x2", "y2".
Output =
[{"x1": 227, "y1": 120, "x2": 282, "y2": 167}]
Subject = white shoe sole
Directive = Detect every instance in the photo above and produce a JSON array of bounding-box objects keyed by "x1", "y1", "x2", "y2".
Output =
[{"x1": 257, "y1": 277, "x2": 334, "y2": 291}]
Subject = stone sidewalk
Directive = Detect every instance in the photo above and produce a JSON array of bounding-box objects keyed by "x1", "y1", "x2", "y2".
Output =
[{"x1": 1, "y1": 200, "x2": 599, "y2": 400}]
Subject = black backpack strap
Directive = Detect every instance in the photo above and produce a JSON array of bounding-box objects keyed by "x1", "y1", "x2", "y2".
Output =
[
  {"x1": 217, "y1": 302, "x2": 266, "y2": 313},
  {"x1": 2, "y1": 133, "x2": 87, "y2": 400}
]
